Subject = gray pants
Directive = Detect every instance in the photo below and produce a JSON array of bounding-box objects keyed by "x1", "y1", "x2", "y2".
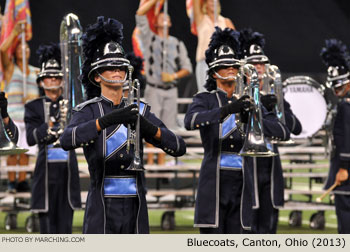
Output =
[{"x1": 144, "y1": 85, "x2": 178, "y2": 130}]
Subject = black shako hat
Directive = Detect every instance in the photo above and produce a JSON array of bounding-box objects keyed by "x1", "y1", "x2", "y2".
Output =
[
  {"x1": 36, "y1": 43, "x2": 63, "y2": 84},
  {"x1": 320, "y1": 39, "x2": 350, "y2": 89},
  {"x1": 204, "y1": 27, "x2": 241, "y2": 91},
  {"x1": 239, "y1": 28, "x2": 269, "y2": 64},
  {"x1": 80, "y1": 16, "x2": 130, "y2": 90}
]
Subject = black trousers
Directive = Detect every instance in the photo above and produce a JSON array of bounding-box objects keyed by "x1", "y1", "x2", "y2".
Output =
[
  {"x1": 335, "y1": 194, "x2": 350, "y2": 234},
  {"x1": 104, "y1": 197, "x2": 139, "y2": 234},
  {"x1": 250, "y1": 165, "x2": 277, "y2": 234},
  {"x1": 200, "y1": 170, "x2": 243, "y2": 234},
  {"x1": 39, "y1": 163, "x2": 73, "y2": 234}
]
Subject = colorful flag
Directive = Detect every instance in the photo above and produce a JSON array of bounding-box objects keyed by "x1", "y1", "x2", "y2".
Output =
[
  {"x1": 132, "y1": 0, "x2": 164, "y2": 62},
  {"x1": 0, "y1": 0, "x2": 32, "y2": 56}
]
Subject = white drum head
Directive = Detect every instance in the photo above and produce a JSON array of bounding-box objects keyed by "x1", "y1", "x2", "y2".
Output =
[{"x1": 283, "y1": 83, "x2": 327, "y2": 138}]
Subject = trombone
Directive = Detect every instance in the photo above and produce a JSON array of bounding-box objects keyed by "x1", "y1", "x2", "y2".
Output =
[{"x1": 239, "y1": 64, "x2": 277, "y2": 157}]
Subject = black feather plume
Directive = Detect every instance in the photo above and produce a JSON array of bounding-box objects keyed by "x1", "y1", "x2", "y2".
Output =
[
  {"x1": 239, "y1": 28, "x2": 265, "y2": 56},
  {"x1": 36, "y1": 43, "x2": 61, "y2": 66},
  {"x1": 320, "y1": 39, "x2": 350, "y2": 70},
  {"x1": 204, "y1": 27, "x2": 240, "y2": 91},
  {"x1": 80, "y1": 16, "x2": 124, "y2": 98},
  {"x1": 205, "y1": 27, "x2": 241, "y2": 66}
]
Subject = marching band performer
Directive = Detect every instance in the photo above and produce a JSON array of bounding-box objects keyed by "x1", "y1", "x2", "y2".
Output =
[
  {"x1": 0, "y1": 91, "x2": 19, "y2": 144},
  {"x1": 184, "y1": 27, "x2": 252, "y2": 233},
  {"x1": 24, "y1": 43, "x2": 81, "y2": 234},
  {"x1": 321, "y1": 39, "x2": 350, "y2": 234},
  {"x1": 239, "y1": 28, "x2": 301, "y2": 233},
  {"x1": 60, "y1": 17, "x2": 186, "y2": 234}
]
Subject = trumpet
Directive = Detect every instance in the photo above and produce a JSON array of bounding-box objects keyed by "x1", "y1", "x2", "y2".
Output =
[
  {"x1": 239, "y1": 64, "x2": 276, "y2": 157},
  {"x1": 125, "y1": 65, "x2": 144, "y2": 171}
]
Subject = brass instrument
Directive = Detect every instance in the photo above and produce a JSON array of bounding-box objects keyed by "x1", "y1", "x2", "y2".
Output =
[
  {"x1": 125, "y1": 65, "x2": 144, "y2": 171},
  {"x1": 49, "y1": 13, "x2": 84, "y2": 146},
  {"x1": 0, "y1": 111, "x2": 28, "y2": 156},
  {"x1": 266, "y1": 65, "x2": 286, "y2": 124},
  {"x1": 60, "y1": 13, "x2": 85, "y2": 124},
  {"x1": 239, "y1": 64, "x2": 277, "y2": 157},
  {"x1": 234, "y1": 60, "x2": 249, "y2": 136}
]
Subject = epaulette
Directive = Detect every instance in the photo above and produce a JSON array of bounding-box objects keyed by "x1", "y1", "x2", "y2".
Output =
[
  {"x1": 25, "y1": 96, "x2": 45, "y2": 106},
  {"x1": 193, "y1": 90, "x2": 211, "y2": 97},
  {"x1": 73, "y1": 97, "x2": 102, "y2": 111}
]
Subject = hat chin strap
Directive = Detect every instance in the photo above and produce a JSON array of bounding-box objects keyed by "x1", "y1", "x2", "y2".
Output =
[
  {"x1": 97, "y1": 72, "x2": 127, "y2": 84},
  {"x1": 214, "y1": 71, "x2": 237, "y2": 81},
  {"x1": 40, "y1": 81, "x2": 63, "y2": 90}
]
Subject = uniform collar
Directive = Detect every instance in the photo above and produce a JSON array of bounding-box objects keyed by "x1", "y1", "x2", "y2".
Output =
[
  {"x1": 216, "y1": 87, "x2": 238, "y2": 100},
  {"x1": 44, "y1": 95, "x2": 63, "y2": 103},
  {"x1": 100, "y1": 95, "x2": 124, "y2": 108}
]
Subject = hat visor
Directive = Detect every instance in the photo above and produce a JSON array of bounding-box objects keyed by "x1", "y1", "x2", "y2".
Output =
[
  {"x1": 36, "y1": 71, "x2": 64, "y2": 84},
  {"x1": 246, "y1": 55, "x2": 269, "y2": 64},
  {"x1": 88, "y1": 60, "x2": 130, "y2": 86},
  {"x1": 331, "y1": 78, "x2": 350, "y2": 89},
  {"x1": 208, "y1": 59, "x2": 240, "y2": 70}
]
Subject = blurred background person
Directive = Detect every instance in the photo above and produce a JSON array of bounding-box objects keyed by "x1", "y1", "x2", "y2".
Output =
[
  {"x1": 0, "y1": 21, "x2": 38, "y2": 193},
  {"x1": 188, "y1": 0, "x2": 235, "y2": 93},
  {"x1": 136, "y1": 0, "x2": 192, "y2": 165}
]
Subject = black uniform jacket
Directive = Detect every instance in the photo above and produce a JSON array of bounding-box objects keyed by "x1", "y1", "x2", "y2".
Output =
[
  {"x1": 24, "y1": 96, "x2": 82, "y2": 212},
  {"x1": 325, "y1": 99, "x2": 350, "y2": 193},
  {"x1": 242, "y1": 99, "x2": 301, "y2": 227},
  {"x1": 60, "y1": 95, "x2": 186, "y2": 233},
  {"x1": 4, "y1": 117, "x2": 19, "y2": 144}
]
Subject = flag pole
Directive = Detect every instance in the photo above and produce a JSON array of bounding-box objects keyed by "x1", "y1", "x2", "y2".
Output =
[
  {"x1": 162, "y1": 0, "x2": 168, "y2": 74},
  {"x1": 21, "y1": 23, "x2": 27, "y2": 100}
]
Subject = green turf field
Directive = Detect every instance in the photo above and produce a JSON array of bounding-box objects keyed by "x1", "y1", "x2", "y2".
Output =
[{"x1": 0, "y1": 208, "x2": 338, "y2": 234}]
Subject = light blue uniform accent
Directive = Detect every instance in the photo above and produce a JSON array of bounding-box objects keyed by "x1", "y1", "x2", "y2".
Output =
[
  {"x1": 221, "y1": 114, "x2": 241, "y2": 169},
  {"x1": 222, "y1": 114, "x2": 236, "y2": 138},
  {"x1": 104, "y1": 177, "x2": 137, "y2": 196},
  {"x1": 47, "y1": 144, "x2": 68, "y2": 162},
  {"x1": 220, "y1": 153, "x2": 242, "y2": 169},
  {"x1": 105, "y1": 102, "x2": 146, "y2": 159}
]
